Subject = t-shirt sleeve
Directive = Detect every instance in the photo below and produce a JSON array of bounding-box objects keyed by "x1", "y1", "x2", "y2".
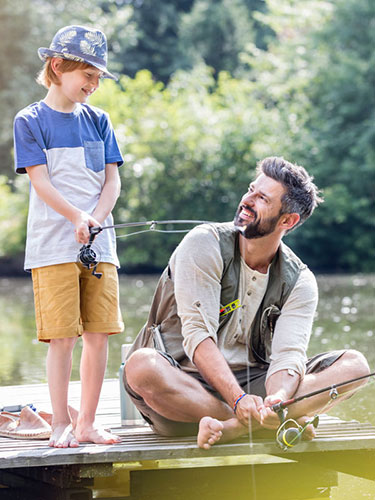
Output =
[
  {"x1": 99, "y1": 112, "x2": 124, "y2": 167},
  {"x1": 13, "y1": 115, "x2": 47, "y2": 174}
]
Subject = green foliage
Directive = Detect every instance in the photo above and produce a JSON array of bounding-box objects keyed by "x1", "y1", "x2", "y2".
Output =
[
  {"x1": 91, "y1": 67, "x2": 273, "y2": 270},
  {"x1": 0, "y1": 176, "x2": 28, "y2": 257},
  {"x1": 178, "y1": 0, "x2": 269, "y2": 76},
  {"x1": 0, "y1": 1, "x2": 45, "y2": 178},
  {"x1": 114, "y1": 0, "x2": 193, "y2": 82},
  {"x1": 0, "y1": 0, "x2": 136, "y2": 179},
  {"x1": 0, "y1": 0, "x2": 373, "y2": 272},
  {"x1": 244, "y1": 0, "x2": 375, "y2": 271},
  {"x1": 106, "y1": 0, "x2": 272, "y2": 81}
]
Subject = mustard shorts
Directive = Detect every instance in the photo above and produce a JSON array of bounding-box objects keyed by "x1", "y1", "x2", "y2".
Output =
[{"x1": 31, "y1": 262, "x2": 124, "y2": 342}]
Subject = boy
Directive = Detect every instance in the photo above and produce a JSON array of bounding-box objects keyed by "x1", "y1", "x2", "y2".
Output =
[{"x1": 13, "y1": 25, "x2": 124, "y2": 448}]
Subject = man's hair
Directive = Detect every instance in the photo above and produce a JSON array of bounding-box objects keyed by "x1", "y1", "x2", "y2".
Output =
[
  {"x1": 36, "y1": 58, "x2": 94, "y2": 89},
  {"x1": 256, "y1": 156, "x2": 323, "y2": 231}
]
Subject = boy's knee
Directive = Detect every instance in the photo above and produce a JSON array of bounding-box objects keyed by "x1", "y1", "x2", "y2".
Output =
[
  {"x1": 49, "y1": 337, "x2": 77, "y2": 351},
  {"x1": 82, "y1": 331, "x2": 108, "y2": 347}
]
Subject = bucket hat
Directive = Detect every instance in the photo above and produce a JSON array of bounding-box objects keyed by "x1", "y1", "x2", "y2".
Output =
[{"x1": 38, "y1": 25, "x2": 117, "y2": 80}]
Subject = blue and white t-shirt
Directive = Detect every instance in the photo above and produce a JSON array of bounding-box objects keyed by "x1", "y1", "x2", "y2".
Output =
[{"x1": 13, "y1": 101, "x2": 123, "y2": 270}]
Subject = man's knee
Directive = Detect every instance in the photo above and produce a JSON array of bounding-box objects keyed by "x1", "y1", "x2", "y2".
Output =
[
  {"x1": 340, "y1": 349, "x2": 370, "y2": 377},
  {"x1": 124, "y1": 348, "x2": 165, "y2": 392}
]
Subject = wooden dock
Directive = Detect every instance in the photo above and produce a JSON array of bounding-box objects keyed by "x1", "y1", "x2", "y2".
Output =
[{"x1": 0, "y1": 379, "x2": 375, "y2": 500}]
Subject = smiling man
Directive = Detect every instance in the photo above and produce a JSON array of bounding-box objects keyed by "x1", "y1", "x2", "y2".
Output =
[{"x1": 124, "y1": 156, "x2": 370, "y2": 448}]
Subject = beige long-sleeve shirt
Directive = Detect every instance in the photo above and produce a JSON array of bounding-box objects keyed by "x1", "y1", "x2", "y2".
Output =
[{"x1": 169, "y1": 224, "x2": 318, "y2": 381}]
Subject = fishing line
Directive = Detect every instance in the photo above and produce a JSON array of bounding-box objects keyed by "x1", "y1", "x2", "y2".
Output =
[
  {"x1": 115, "y1": 228, "x2": 194, "y2": 239},
  {"x1": 244, "y1": 305, "x2": 258, "y2": 499},
  {"x1": 99, "y1": 219, "x2": 213, "y2": 231}
]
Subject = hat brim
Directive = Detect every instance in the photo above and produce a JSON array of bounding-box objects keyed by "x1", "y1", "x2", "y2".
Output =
[{"x1": 38, "y1": 47, "x2": 117, "y2": 80}]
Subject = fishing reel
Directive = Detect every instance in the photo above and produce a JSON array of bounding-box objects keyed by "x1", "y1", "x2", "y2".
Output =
[
  {"x1": 273, "y1": 403, "x2": 319, "y2": 451},
  {"x1": 78, "y1": 226, "x2": 103, "y2": 279},
  {"x1": 276, "y1": 418, "x2": 306, "y2": 450}
]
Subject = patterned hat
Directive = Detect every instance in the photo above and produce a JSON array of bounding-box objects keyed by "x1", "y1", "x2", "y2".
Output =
[{"x1": 38, "y1": 25, "x2": 117, "y2": 80}]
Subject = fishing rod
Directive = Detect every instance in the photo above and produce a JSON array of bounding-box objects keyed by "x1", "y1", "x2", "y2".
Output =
[
  {"x1": 272, "y1": 370, "x2": 375, "y2": 414},
  {"x1": 272, "y1": 370, "x2": 375, "y2": 450},
  {"x1": 92, "y1": 219, "x2": 213, "y2": 232},
  {"x1": 78, "y1": 219, "x2": 213, "y2": 278}
]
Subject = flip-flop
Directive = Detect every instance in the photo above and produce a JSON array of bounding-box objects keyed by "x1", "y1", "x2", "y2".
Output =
[
  {"x1": 0, "y1": 406, "x2": 51, "y2": 440},
  {"x1": 0, "y1": 412, "x2": 19, "y2": 437}
]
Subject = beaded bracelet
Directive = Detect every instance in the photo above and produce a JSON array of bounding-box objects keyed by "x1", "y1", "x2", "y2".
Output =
[{"x1": 233, "y1": 393, "x2": 247, "y2": 414}]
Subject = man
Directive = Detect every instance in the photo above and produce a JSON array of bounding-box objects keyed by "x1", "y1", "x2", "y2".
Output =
[{"x1": 124, "y1": 156, "x2": 370, "y2": 449}]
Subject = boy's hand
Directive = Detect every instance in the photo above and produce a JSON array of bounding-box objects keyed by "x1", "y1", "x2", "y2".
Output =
[{"x1": 73, "y1": 211, "x2": 101, "y2": 244}]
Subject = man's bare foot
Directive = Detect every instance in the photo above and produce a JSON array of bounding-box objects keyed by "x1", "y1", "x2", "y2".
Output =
[
  {"x1": 49, "y1": 423, "x2": 79, "y2": 448},
  {"x1": 297, "y1": 416, "x2": 317, "y2": 441},
  {"x1": 75, "y1": 424, "x2": 121, "y2": 444},
  {"x1": 197, "y1": 416, "x2": 224, "y2": 450}
]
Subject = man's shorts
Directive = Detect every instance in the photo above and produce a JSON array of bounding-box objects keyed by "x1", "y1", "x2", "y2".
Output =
[
  {"x1": 124, "y1": 349, "x2": 346, "y2": 436},
  {"x1": 31, "y1": 262, "x2": 124, "y2": 342}
]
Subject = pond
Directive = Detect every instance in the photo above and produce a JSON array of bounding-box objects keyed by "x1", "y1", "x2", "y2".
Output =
[
  {"x1": 0, "y1": 273, "x2": 373, "y2": 425},
  {"x1": 0, "y1": 273, "x2": 374, "y2": 499}
]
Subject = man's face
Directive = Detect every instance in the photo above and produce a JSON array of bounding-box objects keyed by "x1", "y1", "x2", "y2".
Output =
[{"x1": 234, "y1": 174, "x2": 285, "y2": 239}]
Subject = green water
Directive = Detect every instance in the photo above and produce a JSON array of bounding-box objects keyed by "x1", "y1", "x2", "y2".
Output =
[
  {"x1": 0, "y1": 273, "x2": 374, "y2": 499},
  {"x1": 0, "y1": 274, "x2": 374, "y2": 424}
]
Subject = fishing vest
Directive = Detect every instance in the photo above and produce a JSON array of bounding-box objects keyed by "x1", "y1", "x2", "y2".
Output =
[{"x1": 128, "y1": 222, "x2": 306, "y2": 366}]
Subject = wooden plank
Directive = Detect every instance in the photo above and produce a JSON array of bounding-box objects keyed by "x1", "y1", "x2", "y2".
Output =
[
  {"x1": 0, "y1": 430, "x2": 374, "y2": 470},
  {"x1": 0, "y1": 380, "x2": 375, "y2": 471}
]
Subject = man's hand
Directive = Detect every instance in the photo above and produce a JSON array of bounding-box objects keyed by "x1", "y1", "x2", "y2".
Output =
[
  {"x1": 257, "y1": 394, "x2": 285, "y2": 429},
  {"x1": 260, "y1": 369, "x2": 301, "y2": 428},
  {"x1": 235, "y1": 394, "x2": 264, "y2": 426},
  {"x1": 73, "y1": 211, "x2": 101, "y2": 244}
]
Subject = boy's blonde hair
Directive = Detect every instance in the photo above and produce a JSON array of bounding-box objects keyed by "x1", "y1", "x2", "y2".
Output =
[{"x1": 37, "y1": 58, "x2": 94, "y2": 89}]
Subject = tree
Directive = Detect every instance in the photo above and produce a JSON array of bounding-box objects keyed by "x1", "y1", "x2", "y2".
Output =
[
  {"x1": 1, "y1": 0, "x2": 373, "y2": 272},
  {"x1": 0, "y1": 0, "x2": 136, "y2": 178},
  {"x1": 178, "y1": 0, "x2": 270, "y2": 77},
  {"x1": 0, "y1": 1, "x2": 44, "y2": 178},
  {"x1": 90, "y1": 67, "x2": 277, "y2": 270},
  {"x1": 242, "y1": 0, "x2": 375, "y2": 271},
  {"x1": 112, "y1": 0, "x2": 194, "y2": 82}
]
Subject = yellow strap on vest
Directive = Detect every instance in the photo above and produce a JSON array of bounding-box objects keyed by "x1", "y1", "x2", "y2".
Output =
[{"x1": 220, "y1": 299, "x2": 241, "y2": 317}]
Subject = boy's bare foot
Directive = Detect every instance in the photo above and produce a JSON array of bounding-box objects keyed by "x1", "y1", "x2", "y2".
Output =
[
  {"x1": 49, "y1": 423, "x2": 79, "y2": 448},
  {"x1": 38, "y1": 405, "x2": 78, "y2": 427},
  {"x1": 75, "y1": 424, "x2": 121, "y2": 444},
  {"x1": 197, "y1": 416, "x2": 224, "y2": 450}
]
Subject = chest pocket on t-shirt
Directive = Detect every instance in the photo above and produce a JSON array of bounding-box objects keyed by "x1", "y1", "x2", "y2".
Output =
[{"x1": 84, "y1": 141, "x2": 105, "y2": 173}]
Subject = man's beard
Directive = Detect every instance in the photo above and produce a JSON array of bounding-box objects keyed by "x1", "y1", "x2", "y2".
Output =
[{"x1": 234, "y1": 206, "x2": 280, "y2": 239}]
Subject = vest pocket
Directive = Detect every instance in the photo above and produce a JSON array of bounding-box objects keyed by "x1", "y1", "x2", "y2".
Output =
[
  {"x1": 84, "y1": 141, "x2": 105, "y2": 172},
  {"x1": 258, "y1": 304, "x2": 281, "y2": 361}
]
